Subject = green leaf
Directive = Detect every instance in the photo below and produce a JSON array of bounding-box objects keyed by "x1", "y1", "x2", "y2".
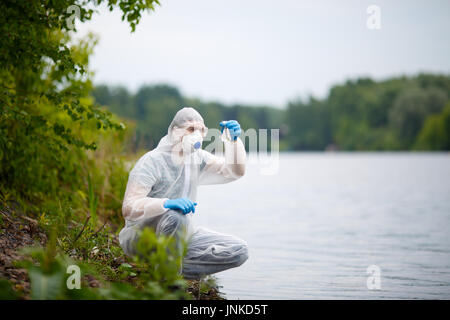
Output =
[{"x1": 28, "y1": 266, "x2": 65, "y2": 300}]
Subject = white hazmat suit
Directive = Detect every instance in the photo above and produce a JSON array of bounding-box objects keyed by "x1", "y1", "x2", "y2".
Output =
[{"x1": 118, "y1": 107, "x2": 248, "y2": 279}]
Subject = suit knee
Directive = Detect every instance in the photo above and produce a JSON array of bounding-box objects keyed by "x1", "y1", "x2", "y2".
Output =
[
  {"x1": 234, "y1": 240, "x2": 249, "y2": 267},
  {"x1": 156, "y1": 210, "x2": 188, "y2": 237},
  {"x1": 241, "y1": 242, "x2": 249, "y2": 264}
]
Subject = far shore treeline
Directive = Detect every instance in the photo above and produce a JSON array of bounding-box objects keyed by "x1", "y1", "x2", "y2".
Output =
[{"x1": 92, "y1": 73, "x2": 450, "y2": 152}]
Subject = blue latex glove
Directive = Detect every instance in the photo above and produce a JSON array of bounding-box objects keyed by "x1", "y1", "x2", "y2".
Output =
[
  {"x1": 219, "y1": 120, "x2": 241, "y2": 141},
  {"x1": 164, "y1": 197, "x2": 197, "y2": 214}
]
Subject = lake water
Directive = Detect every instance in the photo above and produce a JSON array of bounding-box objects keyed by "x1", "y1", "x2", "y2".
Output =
[{"x1": 194, "y1": 153, "x2": 450, "y2": 299}]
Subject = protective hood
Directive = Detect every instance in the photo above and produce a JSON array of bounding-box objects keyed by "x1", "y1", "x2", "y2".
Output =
[{"x1": 155, "y1": 107, "x2": 207, "y2": 155}]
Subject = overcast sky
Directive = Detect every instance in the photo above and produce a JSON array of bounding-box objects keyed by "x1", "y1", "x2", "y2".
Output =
[{"x1": 76, "y1": 0, "x2": 450, "y2": 107}]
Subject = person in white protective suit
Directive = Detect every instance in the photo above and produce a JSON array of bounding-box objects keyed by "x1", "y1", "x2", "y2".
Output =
[{"x1": 118, "y1": 107, "x2": 248, "y2": 279}]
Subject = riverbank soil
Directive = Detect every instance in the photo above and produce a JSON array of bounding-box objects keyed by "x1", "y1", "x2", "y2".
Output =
[{"x1": 0, "y1": 206, "x2": 223, "y2": 300}]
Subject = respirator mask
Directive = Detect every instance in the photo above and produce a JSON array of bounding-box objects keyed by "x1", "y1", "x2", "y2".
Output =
[{"x1": 182, "y1": 129, "x2": 203, "y2": 154}]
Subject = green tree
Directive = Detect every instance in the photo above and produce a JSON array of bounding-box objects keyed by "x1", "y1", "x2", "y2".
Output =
[
  {"x1": 389, "y1": 86, "x2": 447, "y2": 147},
  {"x1": 0, "y1": 0, "x2": 160, "y2": 200},
  {"x1": 286, "y1": 98, "x2": 331, "y2": 150},
  {"x1": 415, "y1": 104, "x2": 450, "y2": 150}
]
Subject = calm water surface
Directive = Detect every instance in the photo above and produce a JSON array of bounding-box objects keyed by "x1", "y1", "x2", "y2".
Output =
[{"x1": 194, "y1": 153, "x2": 450, "y2": 299}]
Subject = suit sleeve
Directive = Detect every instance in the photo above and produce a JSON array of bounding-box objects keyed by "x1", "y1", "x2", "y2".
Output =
[
  {"x1": 198, "y1": 137, "x2": 246, "y2": 185},
  {"x1": 122, "y1": 171, "x2": 169, "y2": 221}
]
